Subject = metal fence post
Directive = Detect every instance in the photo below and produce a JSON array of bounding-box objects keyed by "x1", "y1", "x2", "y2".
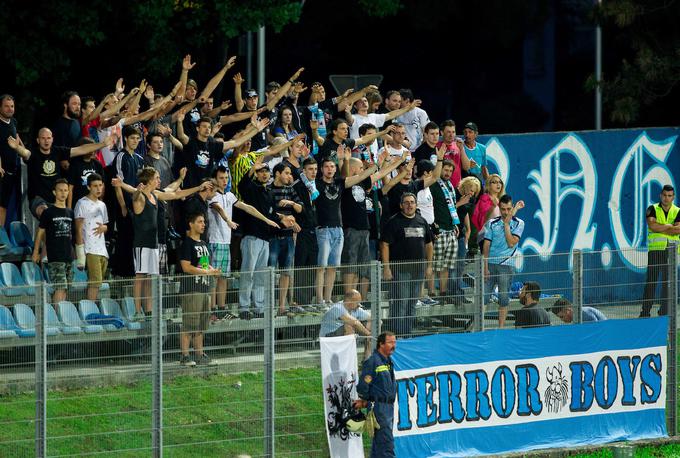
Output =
[
  {"x1": 151, "y1": 275, "x2": 163, "y2": 457},
  {"x1": 371, "y1": 261, "x2": 382, "y2": 341},
  {"x1": 572, "y1": 249, "x2": 583, "y2": 325},
  {"x1": 667, "y1": 242, "x2": 678, "y2": 437},
  {"x1": 35, "y1": 281, "x2": 48, "y2": 458},
  {"x1": 473, "y1": 254, "x2": 485, "y2": 332},
  {"x1": 264, "y1": 267, "x2": 276, "y2": 457}
]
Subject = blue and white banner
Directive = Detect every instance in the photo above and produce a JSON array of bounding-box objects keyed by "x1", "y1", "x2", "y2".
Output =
[{"x1": 392, "y1": 318, "x2": 668, "y2": 457}]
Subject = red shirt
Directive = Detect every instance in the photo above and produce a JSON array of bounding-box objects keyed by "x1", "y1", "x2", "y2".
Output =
[{"x1": 436, "y1": 140, "x2": 462, "y2": 187}]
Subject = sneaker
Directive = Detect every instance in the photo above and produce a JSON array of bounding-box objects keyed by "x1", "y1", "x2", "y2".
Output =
[
  {"x1": 421, "y1": 296, "x2": 439, "y2": 306},
  {"x1": 196, "y1": 353, "x2": 217, "y2": 366},
  {"x1": 415, "y1": 300, "x2": 424, "y2": 308},
  {"x1": 239, "y1": 311, "x2": 252, "y2": 321},
  {"x1": 180, "y1": 355, "x2": 196, "y2": 367},
  {"x1": 132, "y1": 311, "x2": 146, "y2": 322}
]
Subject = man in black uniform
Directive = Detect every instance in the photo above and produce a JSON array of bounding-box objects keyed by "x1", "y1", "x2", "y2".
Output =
[
  {"x1": 355, "y1": 331, "x2": 397, "y2": 458},
  {"x1": 514, "y1": 281, "x2": 551, "y2": 328}
]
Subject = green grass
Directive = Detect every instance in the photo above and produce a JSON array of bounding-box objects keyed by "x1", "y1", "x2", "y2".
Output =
[{"x1": 1, "y1": 366, "x2": 678, "y2": 457}]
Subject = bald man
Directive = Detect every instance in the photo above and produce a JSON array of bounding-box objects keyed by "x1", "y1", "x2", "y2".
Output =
[{"x1": 320, "y1": 289, "x2": 372, "y2": 353}]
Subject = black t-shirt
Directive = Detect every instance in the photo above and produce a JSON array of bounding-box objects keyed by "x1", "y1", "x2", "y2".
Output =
[
  {"x1": 144, "y1": 154, "x2": 174, "y2": 189},
  {"x1": 646, "y1": 204, "x2": 675, "y2": 221},
  {"x1": 386, "y1": 179, "x2": 425, "y2": 217},
  {"x1": 0, "y1": 117, "x2": 18, "y2": 173},
  {"x1": 293, "y1": 180, "x2": 317, "y2": 230},
  {"x1": 180, "y1": 138, "x2": 224, "y2": 189},
  {"x1": 179, "y1": 236, "x2": 211, "y2": 293},
  {"x1": 381, "y1": 212, "x2": 433, "y2": 262},
  {"x1": 317, "y1": 138, "x2": 356, "y2": 168},
  {"x1": 315, "y1": 177, "x2": 345, "y2": 227},
  {"x1": 413, "y1": 143, "x2": 436, "y2": 165},
  {"x1": 39, "y1": 205, "x2": 74, "y2": 262},
  {"x1": 238, "y1": 176, "x2": 277, "y2": 241},
  {"x1": 52, "y1": 117, "x2": 82, "y2": 148},
  {"x1": 27, "y1": 147, "x2": 70, "y2": 201},
  {"x1": 68, "y1": 157, "x2": 104, "y2": 205},
  {"x1": 342, "y1": 177, "x2": 372, "y2": 230},
  {"x1": 514, "y1": 305, "x2": 551, "y2": 328}
]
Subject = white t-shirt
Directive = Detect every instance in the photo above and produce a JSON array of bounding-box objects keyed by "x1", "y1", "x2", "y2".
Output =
[
  {"x1": 208, "y1": 191, "x2": 238, "y2": 244},
  {"x1": 396, "y1": 107, "x2": 430, "y2": 151},
  {"x1": 74, "y1": 196, "x2": 109, "y2": 257},
  {"x1": 380, "y1": 144, "x2": 410, "y2": 179},
  {"x1": 349, "y1": 113, "x2": 387, "y2": 139},
  {"x1": 97, "y1": 119, "x2": 125, "y2": 166},
  {"x1": 417, "y1": 188, "x2": 435, "y2": 225}
]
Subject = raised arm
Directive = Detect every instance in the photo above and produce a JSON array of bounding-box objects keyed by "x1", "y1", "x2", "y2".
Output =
[
  {"x1": 70, "y1": 136, "x2": 114, "y2": 158},
  {"x1": 198, "y1": 56, "x2": 237, "y2": 102},
  {"x1": 233, "y1": 72, "x2": 245, "y2": 112},
  {"x1": 384, "y1": 99, "x2": 420, "y2": 122},
  {"x1": 373, "y1": 149, "x2": 408, "y2": 181},
  {"x1": 205, "y1": 100, "x2": 232, "y2": 119},
  {"x1": 218, "y1": 107, "x2": 262, "y2": 125},
  {"x1": 221, "y1": 116, "x2": 271, "y2": 151},
  {"x1": 266, "y1": 68, "x2": 304, "y2": 111},
  {"x1": 125, "y1": 80, "x2": 148, "y2": 117},
  {"x1": 101, "y1": 89, "x2": 139, "y2": 119},
  {"x1": 176, "y1": 110, "x2": 190, "y2": 145},
  {"x1": 345, "y1": 161, "x2": 378, "y2": 188},
  {"x1": 422, "y1": 144, "x2": 446, "y2": 188},
  {"x1": 258, "y1": 133, "x2": 305, "y2": 158},
  {"x1": 355, "y1": 124, "x2": 395, "y2": 147},
  {"x1": 234, "y1": 200, "x2": 280, "y2": 228},
  {"x1": 7, "y1": 136, "x2": 31, "y2": 160},
  {"x1": 341, "y1": 85, "x2": 379, "y2": 107}
]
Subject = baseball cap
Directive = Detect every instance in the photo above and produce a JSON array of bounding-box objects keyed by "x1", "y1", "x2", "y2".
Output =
[
  {"x1": 245, "y1": 89, "x2": 258, "y2": 98},
  {"x1": 186, "y1": 79, "x2": 198, "y2": 89},
  {"x1": 464, "y1": 122, "x2": 478, "y2": 132},
  {"x1": 255, "y1": 163, "x2": 270, "y2": 172}
]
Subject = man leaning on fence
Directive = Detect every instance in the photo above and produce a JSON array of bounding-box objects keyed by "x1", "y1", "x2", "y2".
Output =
[
  {"x1": 355, "y1": 331, "x2": 397, "y2": 458},
  {"x1": 641, "y1": 184, "x2": 680, "y2": 318}
]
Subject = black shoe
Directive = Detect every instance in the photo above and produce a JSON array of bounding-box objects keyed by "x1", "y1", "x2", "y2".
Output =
[
  {"x1": 239, "y1": 311, "x2": 252, "y2": 321},
  {"x1": 252, "y1": 311, "x2": 265, "y2": 319}
]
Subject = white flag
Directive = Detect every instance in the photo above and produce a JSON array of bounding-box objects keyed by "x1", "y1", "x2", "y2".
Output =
[{"x1": 320, "y1": 335, "x2": 365, "y2": 458}]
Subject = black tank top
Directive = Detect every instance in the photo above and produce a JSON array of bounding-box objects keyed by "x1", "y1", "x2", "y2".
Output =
[{"x1": 133, "y1": 193, "x2": 159, "y2": 248}]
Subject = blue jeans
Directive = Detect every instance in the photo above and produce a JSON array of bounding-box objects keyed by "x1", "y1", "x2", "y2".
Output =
[
  {"x1": 387, "y1": 267, "x2": 424, "y2": 337},
  {"x1": 239, "y1": 236, "x2": 269, "y2": 313},
  {"x1": 268, "y1": 235, "x2": 295, "y2": 274},
  {"x1": 316, "y1": 227, "x2": 344, "y2": 267},
  {"x1": 485, "y1": 263, "x2": 513, "y2": 308}
]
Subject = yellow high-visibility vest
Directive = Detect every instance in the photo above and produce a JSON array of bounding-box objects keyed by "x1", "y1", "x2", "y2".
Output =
[{"x1": 648, "y1": 203, "x2": 680, "y2": 251}]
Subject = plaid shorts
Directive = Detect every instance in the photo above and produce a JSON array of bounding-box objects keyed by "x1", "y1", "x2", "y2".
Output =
[
  {"x1": 433, "y1": 230, "x2": 458, "y2": 272},
  {"x1": 210, "y1": 243, "x2": 231, "y2": 276},
  {"x1": 47, "y1": 262, "x2": 74, "y2": 288}
]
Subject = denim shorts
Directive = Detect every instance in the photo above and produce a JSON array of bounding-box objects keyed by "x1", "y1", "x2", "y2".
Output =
[
  {"x1": 268, "y1": 236, "x2": 295, "y2": 274},
  {"x1": 316, "y1": 227, "x2": 344, "y2": 267}
]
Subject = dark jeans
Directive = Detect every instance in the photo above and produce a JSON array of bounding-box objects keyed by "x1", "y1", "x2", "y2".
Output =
[
  {"x1": 642, "y1": 249, "x2": 670, "y2": 316},
  {"x1": 449, "y1": 235, "x2": 468, "y2": 296},
  {"x1": 294, "y1": 229, "x2": 318, "y2": 305},
  {"x1": 112, "y1": 211, "x2": 134, "y2": 277},
  {"x1": 387, "y1": 266, "x2": 424, "y2": 337}
]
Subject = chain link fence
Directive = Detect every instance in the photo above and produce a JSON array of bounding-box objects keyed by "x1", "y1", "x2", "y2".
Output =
[{"x1": 0, "y1": 244, "x2": 677, "y2": 456}]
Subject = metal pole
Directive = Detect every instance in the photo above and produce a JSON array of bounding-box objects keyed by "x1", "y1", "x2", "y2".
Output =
[
  {"x1": 257, "y1": 26, "x2": 265, "y2": 102},
  {"x1": 371, "y1": 261, "x2": 382, "y2": 340},
  {"x1": 151, "y1": 275, "x2": 163, "y2": 457},
  {"x1": 667, "y1": 242, "x2": 678, "y2": 436},
  {"x1": 35, "y1": 281, "x2": 48, "y2": 457},
  {"x1": 473, "y1": 254, "x2": 485, "y2": 332},
  {"x1": 573, "y1": 250, "x2": 583, "y2": 324},
  {"x1": 595, "y1": 0, "x2": 602, "y2": 130},
  {"x1": 264, "y1": 267, "x2": 275, "y2": 457},
  {"x1": 246, "y1": 31, "x2": 253, "y2": 88}
]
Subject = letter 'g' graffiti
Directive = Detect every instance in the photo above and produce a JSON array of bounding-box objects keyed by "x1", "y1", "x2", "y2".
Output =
[{"x1": 609, "y1": 133, "x2": 677, "y2": 271}]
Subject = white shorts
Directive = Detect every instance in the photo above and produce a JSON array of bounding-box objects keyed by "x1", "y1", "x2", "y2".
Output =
[{"x1": 134, "y1": 247, "x2": 160, "y2": 275}]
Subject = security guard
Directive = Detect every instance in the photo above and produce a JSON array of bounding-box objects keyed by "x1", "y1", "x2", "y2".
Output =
[
  {"x1": 354, "y1": 331, "x2": 397, "y2": 458},
  {"x1": 641, "y1": 185, "x2": 680, "y2": 317}
]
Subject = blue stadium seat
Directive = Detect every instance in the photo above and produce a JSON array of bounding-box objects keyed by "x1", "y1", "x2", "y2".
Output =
[
  {"x1": 0, "y1": 305, "x2": 19, "y2": 338},
  {"x1": 71, "y1": 263, "x2": 110, "y2": 294},
  {"x1": 79, "y1": 300, "x2": 122, "y2": 332},
  {"x1": 47, "y1": 303, "x2": 79, "y2": 335},
  {"x1": 57, "y1": 301, "x2": 103, "y2": 334},
  {"x1": 9, "y1": 221, "x2": 34, "y2": 252},
  {"x1": 100, "y1": 298, "x2": 142, "y2": 331},
  {"x1": 121, "y1": 297, "x2": 137, "y2": 321},
  {"x1": 0, "y1": 262, "x2": 36, "y2": 296},
  {"x1": 13, "y1": 303, "x2": 59, "y2": 337},
  {"x1": 21, "y1": 261, "x2": 54, "y2": 295},
  {"x1": 0, "y1": 227, "x2": 24, "y2": 256}
]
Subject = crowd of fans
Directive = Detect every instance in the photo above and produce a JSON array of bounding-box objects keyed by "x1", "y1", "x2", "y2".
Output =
[{"x1": 1, "y1": 54, "x2": 591, "y2": 363}]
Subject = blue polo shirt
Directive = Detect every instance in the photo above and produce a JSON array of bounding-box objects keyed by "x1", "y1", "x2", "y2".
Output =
[
  {"x1": 464, "y1": 142, "x2": 487, "y2": 176},
  {"x1": 484, "y1": 216, "x2": 524, "y2": 265}
]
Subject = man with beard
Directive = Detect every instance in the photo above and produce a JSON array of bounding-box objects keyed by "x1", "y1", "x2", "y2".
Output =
[
  {"x1": 514, "y1": 281, "x2": 551, "y2": 328},
  {"x1": 53, "y1": 91, "x2": 83, "y2": 172},
  {"x1": 0, "y1": 94, "x2": 18, "y2": 226}
]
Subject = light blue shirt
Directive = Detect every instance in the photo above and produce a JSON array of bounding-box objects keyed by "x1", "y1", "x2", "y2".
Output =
[
  {"x1": 582, "y1": 306, "x2": 607, "y2": 322},
  {"x1": 464, "y1": 142, "x2": 487, "y2": 176},
  {"x1": 319, "y1": 302, "x2": 370, "y2": 337},
  {"x1": 484, "y1": 216, "x2": 524, "y2": 265}
]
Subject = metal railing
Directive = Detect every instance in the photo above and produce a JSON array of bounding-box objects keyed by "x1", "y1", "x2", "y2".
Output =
[{"x1": 0, "y1": 243, "x2": 677, "y2": 457}]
